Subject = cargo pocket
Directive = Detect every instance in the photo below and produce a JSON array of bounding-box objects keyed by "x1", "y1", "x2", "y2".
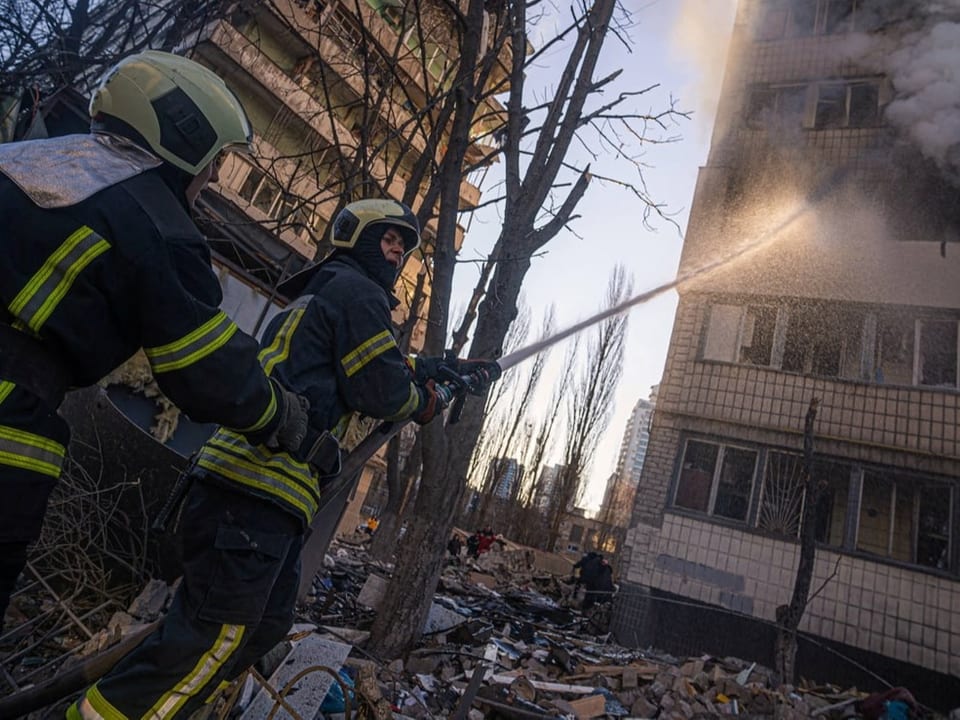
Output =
[{"x1": 196, "y1": 525, "x2": 289, "y2": 625}]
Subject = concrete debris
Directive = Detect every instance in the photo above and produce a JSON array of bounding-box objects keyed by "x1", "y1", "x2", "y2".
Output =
[
  {"x1": 240, "y1": 634, "x2": 352, "y2": 720},
  {"x1": 2, "y1": 537, "x2": 947, "y2": 719}
]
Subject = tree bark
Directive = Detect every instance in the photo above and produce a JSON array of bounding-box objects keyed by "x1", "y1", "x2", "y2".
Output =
[
  {"x1": 367, "y1": 0, "x2": 486, "y2": 659},
  {"x1": 774, "y1": 398, "x2": 820, "y2": 685}
]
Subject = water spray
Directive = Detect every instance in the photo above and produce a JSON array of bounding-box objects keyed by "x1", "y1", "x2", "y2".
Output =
[{"x1": 497, "y1": 166, "x2": 851, "y2": 372}]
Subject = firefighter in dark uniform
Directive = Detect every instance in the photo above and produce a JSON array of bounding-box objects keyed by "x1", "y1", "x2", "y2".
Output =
[
  {"x1": 0, "y1": 51, "x2": 312, "y2": 630},
  {"x1": 72, "y1": 199, "x2": 501, "y2": 719}
]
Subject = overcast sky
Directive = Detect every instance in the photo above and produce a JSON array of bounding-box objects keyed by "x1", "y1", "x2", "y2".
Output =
[{"x1": 450, "y1": 0, "x2": 738, "y2": 509}]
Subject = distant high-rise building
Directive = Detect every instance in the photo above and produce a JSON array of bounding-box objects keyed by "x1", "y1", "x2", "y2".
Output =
[
  {"x1": 601, "y1": 387, "x2": 658, "y2": 530},
  {"x1": 493, "y1": 458, "x2": 521, "y2": 500}
]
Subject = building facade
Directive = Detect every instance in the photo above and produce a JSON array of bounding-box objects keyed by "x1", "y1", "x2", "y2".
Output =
[{"x1": 616, "y1": 0, "x2": 960, "y2": 707}]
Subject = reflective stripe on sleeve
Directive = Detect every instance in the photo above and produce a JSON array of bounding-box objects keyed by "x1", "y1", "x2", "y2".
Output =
[
  {"x1": 0, "y1": 425, "x2": 65, "y2": 478},
  {"x1": 383, "y1": 383, "x2": 421, "y2": 421},
  {"x1": 257, "y1": 308, "x2": 305, "y2": 376},
  {"x1": 144, "y1": 311, "x2": 239, "y2": 374},
  {"x1": 341, "y1": 329, "x2": 396, "y2": 377},
  {"x1": 7, "y1": 226, "x2": 111, "y2": 333},
  {"x1": 0, "y1": 381, "x2": 15, "y2": 406}
]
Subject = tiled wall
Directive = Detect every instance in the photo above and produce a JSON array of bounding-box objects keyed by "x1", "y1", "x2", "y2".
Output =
[
  {"x1": 625, "y1": 514, "x2": 960, "y2": 677},
  {"x1": 655, "y1": 297, "x2": 960, "y2": 474}
]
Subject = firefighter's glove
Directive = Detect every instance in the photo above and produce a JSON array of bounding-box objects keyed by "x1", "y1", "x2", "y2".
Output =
[
  {"x1": 412, "y1": 380, "x2": 454, "y2": 425},
  {"x1": 411, "y1": 353, "x2": 501, "y2": 395},
  {"x1": 266, "y1": 380, "x2": 311, "y2": 453},
  {"x1": 457, "y1": 359, "x2": 502, "y2": 395}
]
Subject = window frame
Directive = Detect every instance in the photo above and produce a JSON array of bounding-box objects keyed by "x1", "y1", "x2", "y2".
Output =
[{"x1": 673, "y1": 437, "x2": 759, "y2": 523}]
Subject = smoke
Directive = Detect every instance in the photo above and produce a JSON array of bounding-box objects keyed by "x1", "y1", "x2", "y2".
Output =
[
  {"x1": 885, "y1": 20, "x2": 960, "y2": 178},
  {"x1": 845, "y1": 3, "x2": 960, "y2": 181},
  {"x1": 670, "y1": 0, "x2": 738, "y2": 139}
]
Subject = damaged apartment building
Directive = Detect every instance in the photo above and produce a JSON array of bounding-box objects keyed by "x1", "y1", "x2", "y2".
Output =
[{"x1": 615, "y1": 0, "x2": 960, "y2": 708}]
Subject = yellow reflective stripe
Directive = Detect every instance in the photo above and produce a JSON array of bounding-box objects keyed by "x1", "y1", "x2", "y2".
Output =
[
  {"x1": 384, "y1": 383, "x2": 421, "y2": 421},
  {"x1": 258, "y1": 309, "x2": 305, "y2": 376},
  {"x1": 342, "y1": 329, "x2": 396, "y2": 377},
  {"x1": 8, "y1": 226, "x2": 111, "y2": 333},
  {"x1": 234, "y1": 384, "x2": 278, "y2": 434},
  {"x1": 204, "y1": 680, "x2": 231, "y2": 705},
  {"x1": 83, "y1": 684, "x2": 128, "y2": 720},
  {"x1": 144, "y1": 311, "x2": 239, "y2": 374},
  {"x1": 196, "y1": 446, "x2": 317, "y2": 518},
  {"x1": 149, "y1": 624, "x2": 245, "y2": 718},
  {"x1": 0, "y1": 424, "x2": 65, "y2": 478},
  {"x1": 0, "y1": 381, "x2": 15, "y2": 405}
]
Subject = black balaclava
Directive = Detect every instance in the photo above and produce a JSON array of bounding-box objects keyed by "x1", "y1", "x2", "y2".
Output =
[{"x1": 344, "y1": 222, "x2": 399, "y2": 291}]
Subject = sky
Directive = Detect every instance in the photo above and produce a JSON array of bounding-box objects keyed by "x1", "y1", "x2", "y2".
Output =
[{"x1": 449, "y1": 0, "x2": 738, "y2": 509}]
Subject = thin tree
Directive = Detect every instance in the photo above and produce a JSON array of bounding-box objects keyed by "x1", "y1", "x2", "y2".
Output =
[
  {"x1": 774, "y1": 398, "x2": 822, "y2": 684},
  {"x1": 546, "y1": 266, "x2": 630, "y2": 549}
]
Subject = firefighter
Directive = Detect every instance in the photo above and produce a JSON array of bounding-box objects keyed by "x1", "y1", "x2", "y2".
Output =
[
  {"x1": 71, "y1": 199, "x2": 500, "y2": 719},
  {"x1": 0, "y1": 51, "x2": 313, "y2": 630}
]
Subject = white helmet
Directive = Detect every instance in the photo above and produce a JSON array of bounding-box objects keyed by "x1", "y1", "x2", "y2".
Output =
[{"x1": 89, "y1": 50, "x2": 252, "y2": 175}]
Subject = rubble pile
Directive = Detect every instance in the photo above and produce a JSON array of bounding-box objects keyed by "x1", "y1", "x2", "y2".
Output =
[
  {"x1": 2, "y1": 538, "x2": 948, "y2": 719},
  {"x1": 278, "y1": 541, "x2": 901, "y2": 720}
]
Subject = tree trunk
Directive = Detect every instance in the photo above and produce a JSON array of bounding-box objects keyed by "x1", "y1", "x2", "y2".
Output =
[
  {"x1": 774, "y1": 398, "x2": 820, "y2": 685},
  {"x1": 367, "y1": 0, "x2": 486, "y2": 658}
]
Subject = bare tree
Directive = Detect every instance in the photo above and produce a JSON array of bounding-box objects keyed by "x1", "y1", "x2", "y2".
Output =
[
  {"x1": 546, "y1": 266, "x2": 630, "y2": 549},
  {"x1": 774, "y1": 398, "x2": 823, "y2": 684},
  {"x1": 370, "y1": 0, "x2": 684, "y2": 656}
]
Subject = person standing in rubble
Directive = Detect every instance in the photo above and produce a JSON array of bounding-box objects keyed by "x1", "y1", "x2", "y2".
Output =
[
  {"x1": 0, "y1": 51, "x2": 314, "y2": 631},
  {"x1": 71, "y1": 198, "x2": 500, "y2": 720}
]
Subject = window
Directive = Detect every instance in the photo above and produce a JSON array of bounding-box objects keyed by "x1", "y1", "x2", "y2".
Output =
[
  {"x1": 746, "y1": 84, "x2": 807, "y2": 130},
  {"x1": 702, "y1": 304, "x2": 778, "y2": 366},
  {"x1": 758, "y1": 452, "x2": 850, "y2": 546},
  {"x1": 858, "y1": 471, "x2": 953, "y2": 569},
  {"x1": 874, "y1": 313, "x2": 913, "y2": 384},
  {"x1": 781, "y1": 305, "x2": 862, "y2": 379},
  {"x1": 917, "y1": 319, "x2": 958, "y2": 388},
  {"x1": 569, "y1": 524, "x2": 584, "y2": 544},
  {"x1": 739, "y1": 306, "x2": 778, "y2": 366},
  {"x1": 813, "y1": 81, "x2": 880, "y2": 129},
  {"x1": 237, "y1": 165, "x2": 315, "y2": 242},
  {"x1": 675, "y1": 440, "x2": 758, "y2": 522},
  {"x1": 757, "y1": 0, "x2": 884, "y2": 39}
]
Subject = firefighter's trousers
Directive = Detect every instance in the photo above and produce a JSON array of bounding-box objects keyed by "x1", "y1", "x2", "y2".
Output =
[
  {"x1": 0, "y1": 382, "x2": 69, "y2": 630},
  {"x1": 72, "y1": 479, "x2": 304, "y2": 720}
]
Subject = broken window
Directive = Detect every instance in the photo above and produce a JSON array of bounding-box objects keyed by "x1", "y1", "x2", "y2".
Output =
[
  {"x1": 874, "y1": 313, "x2": 914, "y2": 384},
  {"x1": 786, "y1": 1, "x2": 817, "y2": 36},
  {"x1": 858, "y1": 471, "x2": 954, "y2": 569},
  {"x1": 738, "y1": 306, "x2": 777, "y2": 366},
  {"x1": 758, "y1": 452, "x2": 849, "y2": 546},
  {"x1": 675, "y1": 440, "x2": 717, "y2": 513},
  {"x1": 813, "y1": 80, "x2": 881, "y2": 129},
  {"x1": 917, "y1": 319, "x2": 958, "y2": 388},
  {"x1": 674, "y1": 440, "x2": 757, "y2": 522},
  {"x1": 781, "y1": 304, "x2": 862, "y2": 378},
  {"x1": 823, "y1": 0, "x2": 855, "y2": 33},
  {"x1": 746, "y1": 84, "x2": 807, "y2": 129}
]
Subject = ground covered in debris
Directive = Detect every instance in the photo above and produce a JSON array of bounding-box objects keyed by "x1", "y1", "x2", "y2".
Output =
[{"x1": 2, "y1": 535, "x2": 949, "y2": 719}]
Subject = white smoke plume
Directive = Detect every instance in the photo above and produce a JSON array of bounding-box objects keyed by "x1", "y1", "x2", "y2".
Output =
[{"x1": 848, "y1": 3, "x2": 960, "y2": 179}]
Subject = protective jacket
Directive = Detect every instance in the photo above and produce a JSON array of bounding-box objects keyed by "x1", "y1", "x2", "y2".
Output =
[
  {"x1": 194, "y1": 254, "x2": 424, "y2": 526},
  {"x1": 0, "y1": 134, "x2": 282, "y2": 543}
]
